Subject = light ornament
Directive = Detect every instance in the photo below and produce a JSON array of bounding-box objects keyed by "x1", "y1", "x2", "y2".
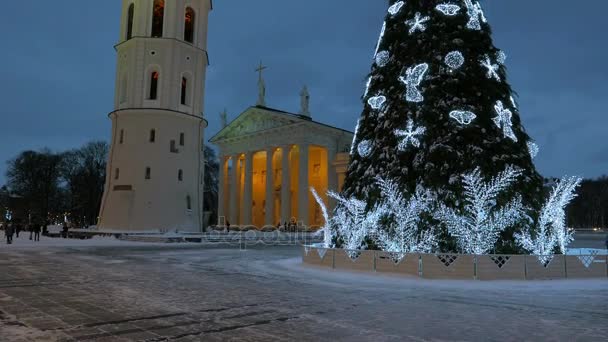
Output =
[
  {"x1": 367, "y1": 95, "x2": 387, "y2": 110},
  {"x1": 395, "y1": 119, "x2": 426, "y2": 151},
  {"x1": 399, "y1": 63, "x2": 429, "y2": 103},
  {"x1": 444, "y1": 51, "x2": 465, "y2": 70},
  {"x1": 310, "y1": 187, "x2": 336, "y2": 248},
  {"x1": 496, "y1": 50, "x2": 507, "y2": 65},
  {"x1": 434, "y1": 165, "x2": 525, "y2": 255},
  {"x1": 464, "y1": 0, "x2": 487, "y2": 31},
  {"x1": 515, "y1": 177, "x2": 582, "y2": 263},
  {"x1": 357, "y1": 140, "x2": 373, "y2": 158},
  {"x1": 405, "y1": 12, "x2": 430, "y2": 35},
  {"x1": 493, "y1": 100, "x2": 518, "y2": 142},
  {"x1": 510, "y1": 95, "x2": 518, "y2": 109},
  {"x1": 527, "y1": 141, "x2": 539, "y2": 159},
  {"x1": 374, "y1": 22, "x2": 386, "y2": 58},
  {"x1": 350, "y1": 119, "x2": 361, "y2": 155},
  {"x1": 363, "y1": 77, "x2": 372, "y2": 97},
  {"x1": 375, "y1": 51, "x2": 390, "y2": 67},
  {"x1": 449, "y1": 110, "x2": 477, "y2": 125},
  {"x1": 388, "y1": 1, "x2": 405, "y2": 16},
  {"x1": 370, "y1": 178, "x2": 437, "y2": 258},
  {"x1": 480, "y1": 55, "x2": 501, "y2": 81},
  {"x1": 435, "y1": 3, "x2": 461, "y2": 16}
]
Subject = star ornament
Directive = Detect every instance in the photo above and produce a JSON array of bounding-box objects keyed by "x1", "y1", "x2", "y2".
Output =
[
  {"x1": 480, "y1": 55, "x2": 500, "y2": 81},
  {"x1": 493, "y1": 101, "x2": 518, "y2": 142},
  {"x1": 405, "y1": 12, "x2": 431, "y2": 35},
  {"x1": 395, "y1": 119, "x2": 426, "y2": 150}
]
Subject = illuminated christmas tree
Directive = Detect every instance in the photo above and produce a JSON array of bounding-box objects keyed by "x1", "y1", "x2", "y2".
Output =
[{"x1": 342, "y1": 0, "x2": 545, "y2": 252}]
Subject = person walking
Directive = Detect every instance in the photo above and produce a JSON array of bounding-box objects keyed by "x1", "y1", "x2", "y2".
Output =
[
  {"x1": 62, "y1": 222, "x2": 69, "y2": 239},
  {"x1": 5, "y1": 223, "x2": 14, "y2": 244},
  {"x1": 15, "y1": 222, "x2": 21, "y2": 238},
  {"x1": 33, "y1": 223, "x2": 41, "y2": 242}
]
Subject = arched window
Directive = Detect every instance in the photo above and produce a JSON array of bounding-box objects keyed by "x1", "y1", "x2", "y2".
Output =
[
  {"x1": 180, "y1": 77, "x2": 188, "y2": 105},
  {"x1": 115, "y1": 168, "x2": 120, "y2": 180},
  {"x1": 126, "y1": 4, "x2": 135, "y2": 40},
  {"x1": 178, "y1": 169, "x2": 183, "y2": 181},
  {"x1": 151, "y1": 0, "x2": 165, "y2": 38},
  {"x1": 184, "y1": 7, "x2": 195, "y2": 43},
  {"x1": 186, "y1": 195, "x2": 192, "y2": 210},
  {"x1": 149, "y1": 129, "x2": 156, "y2": 142},
  {"x1": 145, "y1": 167, "x2": 151, "y2": 180},
  {"x1": 149, "y1": 71, "x2": 159, "y2": 100},
  {"x1": 179, "y1": 133, "x2": 185, "y2": 146}
]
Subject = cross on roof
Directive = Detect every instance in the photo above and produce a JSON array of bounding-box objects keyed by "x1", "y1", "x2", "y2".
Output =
[{"x1": 255, "y1": 61, "x2": 267, "y2": 82}]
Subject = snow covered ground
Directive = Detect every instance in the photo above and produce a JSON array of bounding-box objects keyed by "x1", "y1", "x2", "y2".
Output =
[{"x1": 0, "y1": 244, "x2": 606, "y2": 341}]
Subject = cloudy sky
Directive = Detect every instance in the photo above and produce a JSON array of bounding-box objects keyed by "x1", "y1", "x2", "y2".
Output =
[{"x1": 0, "y1": 0, "x2": 606, "y2": 182}]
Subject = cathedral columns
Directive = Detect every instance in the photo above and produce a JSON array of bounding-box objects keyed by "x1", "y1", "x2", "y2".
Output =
[
  {"x1": 229, "y1": 154, "x2": 239, "y2": 226},
  {"x1": 265, "y1": 148, "x2": 275, "y2": 226},
  {"x1": 280, "y1": 145, "x2": 291, "y2": 224},
  {"x1": 242, "y1": 151, "x2": 253, "y2": 225},
  {"x1": 298, "y1": 144, "x2": 310, "y2": 226}
]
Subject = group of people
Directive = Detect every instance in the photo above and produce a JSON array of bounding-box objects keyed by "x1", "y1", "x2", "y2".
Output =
[{"x1": 2, "y1": 221, "x2": 43, "y2": 244}]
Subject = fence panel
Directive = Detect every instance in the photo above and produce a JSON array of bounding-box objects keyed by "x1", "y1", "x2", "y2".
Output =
[
  {"x1": 565, "y1": 255, "x2": 607, "y2": 279},
  {"x1": 525, "y1": 255, "x2": 566, "y2": 280},
  {"x1": 375, "y1": 252, "x2": 420, "y2": 277},
  {"x1": 476, "y1": 255, "x2": 526, "y2": 280},
  {"x1": 302, "y1": 246, "x2": 334, "y2": 268},
  {"x1": 420, "y1": 254, "x2": 475, "y2": 279},
  {"x1": 333, "y1": 249, "x2": 375, "y2": 272}
]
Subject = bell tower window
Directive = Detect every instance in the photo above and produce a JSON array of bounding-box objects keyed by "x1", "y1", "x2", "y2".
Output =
[
  {"x1": 184, "y1": 7, "x2": 195, "y2": 44},
  {"x1": 181, "y1": 77, "x2": 188, "y2": 105},
  {"x1": 150, "y1": 129, "x2": 156, "y2": 142},
  {"x1": 151, "y1": 0, "x2": 165, "y2": 38},
  {"x1": 149, "y1": 71, "x2": 159, "y2": 100},
  {"x1": 126, "y1": 4, "x2": 134, "y2": 40}
]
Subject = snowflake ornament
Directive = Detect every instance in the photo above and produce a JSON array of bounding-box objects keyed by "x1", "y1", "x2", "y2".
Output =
[
  {"x1": 367, "y1": 95, "x2": 386, "y2": 110},
  {"x1": 399, "y1": 63, "x2": 429, "y2": 103},
  {"x1": 375, "y1": 51, "x2": 390, "y2": 67},
  {"x1": 357, "y1": 140, "x2": 373, "y2": 157},
  {"x1": 388, "y1": 1, "x2": 405, "y2": 16},
  {"x1": 496, "y1": 50, "x2": 507, "y2": 65},
  {"x1": 435, "y1": 3, "x2": 461, "y2": 16},
  {"x1": 527, "y1": 141, "x2": 539, "y2": 159},
  {"x1": 395, "y1": 119, "x2": 426, "y2": 150},
  {"x1": 480, "y1": 54, "x2": 501, "y2": 81},
  {"x1": 493, "y1": 100, "x2": 517, "y2": 142},
  {"x1": 449, "y1": 110, "x2": 477, "y2": 125},
  {"x1": 445, "y1": 51, "x2": 465, "y2": 70},
  {"x1": 405, "y1": 12, "x2": 430, "y2": 35},
  {"x1": 373, "y1": 22, "x2": 386, "y2": 58},
  {"x1": 464, "y1": 0, "x2": 487, "y2": 30}
]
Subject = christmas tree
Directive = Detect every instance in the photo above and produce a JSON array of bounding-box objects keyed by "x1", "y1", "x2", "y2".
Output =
[{"x1": 341, "y1": 0, "x2": 545, "y2": 253}]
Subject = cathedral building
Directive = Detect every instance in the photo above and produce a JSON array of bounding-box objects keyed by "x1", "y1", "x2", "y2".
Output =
[
  {"x1": 98, "y1": 0, "x2": 212, "y2": 232},
  {"x1": 210, "y1": 66, "x2": 353, "y2": 228}
]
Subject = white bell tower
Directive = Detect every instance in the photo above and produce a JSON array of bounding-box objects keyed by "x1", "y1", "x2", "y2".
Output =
[{"x1": 98, "y1": 0, "x2": 212, "y2": 232}]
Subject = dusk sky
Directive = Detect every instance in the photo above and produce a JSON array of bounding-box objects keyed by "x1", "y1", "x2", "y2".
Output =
[{"x1": 0, "y1": 0, "x2": 606, "y2": 182}]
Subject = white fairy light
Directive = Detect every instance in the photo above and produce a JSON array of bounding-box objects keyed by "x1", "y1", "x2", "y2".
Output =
[
  {"x1": 357, "y1": 140, "x2": 373, "y2": 158},
  {"x1": 370, "y1": 178, "x2": 437, "y2": 255},
  {"x1": 395, "y1": 119, "x2": 426, "y2": 150},
  {"x1": 435, "y1": 165, "x2": 524, "y2": 255},
  {"x1": 374, "y1": 22, "x2": 386, "y2": 57},
  {"x1": 310, "y1": 187, "x2": 335, "y2": 248},
  {"x1": 363, "y1": 76, "x2": 372, "y2": 97},
  {"x1": 388, "y1": 1, "x2": 405, "y2": 16},
  {"x1": 510, "y1": 95, "x2": 517, "y2": 109},
  {"x1": 350, "y1": 119, "x2": 361, "y2": 155},
  {"x1": 480, "y1": 54, "x2": 501, "y2": 81},
  {"x1": 493, "y1": 100, "x2": 517, "y2": 142},
  {"x1": 515, "y1": 177, "x2": 582, "y2": 262},
  {"x1": 444, "y1": 51, "x2": 465, "y2": 70},
  {"x1": 435, "y1": 3, "x2": 461, "y2": 16},
  {"x1": 398, "y1": 63, "x2": 429, "y2": 103},
  {"x1": 496, "y1": 50, "x2": 507, "y2": 65},
  {"x1": 367, "y1": 95, "x2": 387, "y2": 110},
  {"x1": 405, "y1": 12, "x2": 430, "y2": 35},
  {"x1": 527, "y1": 141, "x2": 539, "y2": 159},
  {"x1": 464, "y1": 0, "x2": 487, "y2": 30},
  {"x1": 449, "y1": 110, "x2": 477, "y2": 125},
  {"x1": 375, "y1": 51, "x2": 390, "y2": 67}
]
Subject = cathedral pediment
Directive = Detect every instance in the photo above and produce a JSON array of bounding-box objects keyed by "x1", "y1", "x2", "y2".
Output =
[{"x1": 210, "y1": 107, "x2": 303, "y2": 142}]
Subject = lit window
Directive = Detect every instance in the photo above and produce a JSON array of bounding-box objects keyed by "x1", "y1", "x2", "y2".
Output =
[{"x1": 151, "y1": 0, "x2": 164, "y2": 38}]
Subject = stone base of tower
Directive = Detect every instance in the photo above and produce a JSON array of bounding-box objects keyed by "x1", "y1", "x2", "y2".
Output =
[{"x1": 97, "y1": 108, "x2": 206, "y2": 233}]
